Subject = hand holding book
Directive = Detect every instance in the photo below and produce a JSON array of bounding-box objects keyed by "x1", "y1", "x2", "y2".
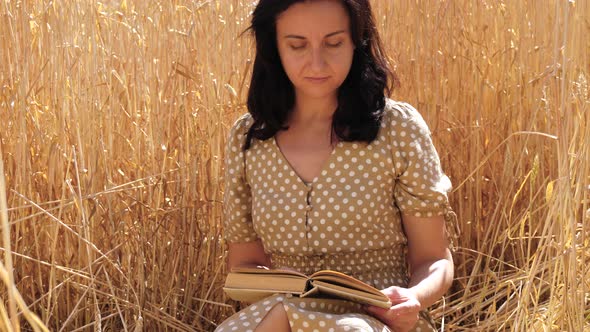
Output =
[{"x1": 364, "y1": 286, "x2": 422, "y2": 331}]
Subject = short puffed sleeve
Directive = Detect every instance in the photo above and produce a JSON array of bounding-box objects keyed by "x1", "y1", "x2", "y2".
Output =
[
  {"x1": 387, "y1": 102, "x2": 459, "y2": 248},
  {"x1": 222, "y1": 114, "x2": 259, "y2": 243}
]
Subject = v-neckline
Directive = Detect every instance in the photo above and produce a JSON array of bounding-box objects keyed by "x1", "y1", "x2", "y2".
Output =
[{"x1": 272, "y1": 136, "x2": 341, "y2": 187}]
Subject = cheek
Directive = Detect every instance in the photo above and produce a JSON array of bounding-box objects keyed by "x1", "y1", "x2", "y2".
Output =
[
  {"x1": 332, "y1": 50, "x2": 354, "y2": 78},
  {"x1": 279, "y1": 53, "x2": 303, "y2": 79}
]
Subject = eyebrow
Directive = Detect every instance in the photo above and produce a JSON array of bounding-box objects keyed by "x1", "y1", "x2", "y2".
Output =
[{"x1": 284, "y1": 30, "x2": 347, "y2": 39}]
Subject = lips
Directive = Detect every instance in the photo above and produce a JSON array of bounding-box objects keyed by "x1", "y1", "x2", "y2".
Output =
[{"x1": 305, "y1": 76, "x2": 330, "y2": 83}]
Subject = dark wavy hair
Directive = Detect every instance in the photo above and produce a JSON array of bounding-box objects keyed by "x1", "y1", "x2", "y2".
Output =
[{"x1": 243, "y1": 0, "x2": 397, "y2": 150}]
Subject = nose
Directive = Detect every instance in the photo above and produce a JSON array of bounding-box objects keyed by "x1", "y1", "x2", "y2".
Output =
[{"x1": 309, "y1": 46, "x2": 327, "y2": 72}]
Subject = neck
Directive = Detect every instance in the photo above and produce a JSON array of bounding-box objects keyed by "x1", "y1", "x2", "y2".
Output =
[{"x1": 290, "y1": 93, "x2": 338, "y2": 125}]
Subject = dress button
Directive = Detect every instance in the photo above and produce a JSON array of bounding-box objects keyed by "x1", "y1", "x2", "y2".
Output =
[{"x1": 305, "y1": 205, "x2": 313, "y2": 211}]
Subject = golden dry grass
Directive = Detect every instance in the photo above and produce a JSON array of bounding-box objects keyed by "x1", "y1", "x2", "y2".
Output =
[{"x1": 0, "y1": 0, "x2": 588, "y2": 331}]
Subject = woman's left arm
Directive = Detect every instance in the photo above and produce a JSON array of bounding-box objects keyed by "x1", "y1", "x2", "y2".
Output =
[
  {"x1": 402, "y1": 213, "x2": 454, "y2": 308},
  {"x1": 366, "y1": 103, "x2": 455, "y2": 330},
  {"x1": 365, "y1": 213, "x2": 453, "y2": 331}
]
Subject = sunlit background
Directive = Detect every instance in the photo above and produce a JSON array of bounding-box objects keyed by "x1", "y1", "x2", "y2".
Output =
[{"x1": 0, "y1": 1, "x2": 588, "y2": 330}]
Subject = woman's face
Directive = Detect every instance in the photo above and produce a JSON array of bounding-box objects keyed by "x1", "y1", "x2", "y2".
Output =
[{"x1": 275, "y1": 0, "x2": 355, "y2": 102}]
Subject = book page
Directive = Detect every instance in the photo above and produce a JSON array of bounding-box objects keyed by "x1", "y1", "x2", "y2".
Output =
[
  {"x1": 309, "y1": 270, "x2": 384, "y2": 296},
  {"x1": 230, "y1": 267, "x2": 309, "y2": 278},
  {"x1": 310, "y1": 281, "x2": 392, "y2": 309}
]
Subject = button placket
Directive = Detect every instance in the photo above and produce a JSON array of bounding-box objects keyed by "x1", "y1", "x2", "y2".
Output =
[{"x1": 304, "y1": 183, "x2": 313, "y2": 246}]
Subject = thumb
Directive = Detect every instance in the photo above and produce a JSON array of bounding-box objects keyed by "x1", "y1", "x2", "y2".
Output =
[{"x1": 383, "y1": 286, "x2": 410, "y2": 305}]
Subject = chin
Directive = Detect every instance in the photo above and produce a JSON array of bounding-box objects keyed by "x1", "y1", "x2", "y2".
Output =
[{"x1": 296, "y1": 86, "x2": 341, "y2": 100}]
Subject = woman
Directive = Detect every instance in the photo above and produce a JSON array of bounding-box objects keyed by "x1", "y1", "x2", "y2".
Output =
[{"x1": 216, "y1": 0, "x2": 457, "y2": 331}]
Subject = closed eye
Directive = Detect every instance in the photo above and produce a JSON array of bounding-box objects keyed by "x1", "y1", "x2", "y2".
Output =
[
  {"x1": 290, "y1": 44, "x2": 306, "y2": 50},
  {"x1": 326, "y1": 41, "x2": 343, "y2": 48}
]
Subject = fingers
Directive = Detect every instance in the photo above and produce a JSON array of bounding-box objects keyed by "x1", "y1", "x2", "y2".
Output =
[
  {"x1": 363, "y1": 305, "x2": 388, "y2": 317},
  {"x1": 389, "y1": 300, "x2": 420, "y2": 317},
  {"x1": 364, "y1": 303, "x2": 420, "y2": 332}
]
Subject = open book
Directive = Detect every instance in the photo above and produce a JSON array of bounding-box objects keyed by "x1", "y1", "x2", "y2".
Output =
[{"x1": 223, "y1": 267, "x2": 392, "y2": 309}]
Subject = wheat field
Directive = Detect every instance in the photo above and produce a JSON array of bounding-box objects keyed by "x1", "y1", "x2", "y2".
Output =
[{"x1": 0, "y1": 0, "x2": 588, "y2": 331}]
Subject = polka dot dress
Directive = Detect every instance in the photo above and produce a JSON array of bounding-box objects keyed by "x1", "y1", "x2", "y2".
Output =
[{"x1": 216, "y1": 100, "x2": 456, "y2": 332}]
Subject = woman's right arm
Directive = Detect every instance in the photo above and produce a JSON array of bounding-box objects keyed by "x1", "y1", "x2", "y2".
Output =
[
  {"x1": 227, "y1": 240, "x2": 271, "y2": 271},
  {"x1": 224, "y1": 115, "x2": 271, "y2": 270}
]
